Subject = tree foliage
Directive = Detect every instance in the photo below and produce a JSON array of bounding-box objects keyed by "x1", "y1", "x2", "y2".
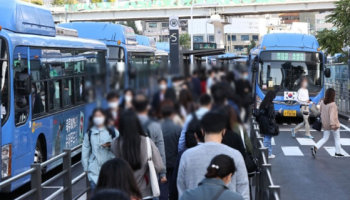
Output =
[
  {"x1": 52, "y1": 0, "x2": 65, "y2": 5},
  {"x1": 247, "y1": 40, "x2": 256, "y2": 54},
  {"x1": 21, "y1": 0, "x2": 43, "y2": 5},
  {"x1": 316, "y1": 0, "x2": 350, "y2": 57},
  {"x1": 91, "y1": 0, "x2": 103, "y2": 3},
  {"x1": 180, "y1": 33, "x2": 191, "y2": 49}
]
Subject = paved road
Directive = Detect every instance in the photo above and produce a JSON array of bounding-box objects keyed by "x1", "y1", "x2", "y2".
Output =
[{"x1": 270, "y1": 117, "x2": 350, "y2": 200}]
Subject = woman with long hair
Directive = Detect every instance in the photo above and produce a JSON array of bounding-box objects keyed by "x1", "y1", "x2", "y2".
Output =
[
  {"x1": 119, "y1": 88, "x2": 134, "y2": 110},
  {"x1": 111, "y1": 110, "x2": 165, "y2": 199},
  {"x1": 96, "y1": 158, "x2": 142, "y2": 200},
  {"x1": 291, "y1": 77, "x2": 313, "y2": 139},
  {"x1": 82, "y1": 108, "x2": 115, "y2": 191},
  {"x1": 178, "y1": 89, "x2": 195, "y2": 120},
  {"x1": 258, "y1": 91, "x2": 281, "y2": 159},
  {"x1": 180, "y1": 154, "x2": 243, "y2": 200},
  {"x1": 312, "y1": 88, "x2": 344, "y2": 157}
]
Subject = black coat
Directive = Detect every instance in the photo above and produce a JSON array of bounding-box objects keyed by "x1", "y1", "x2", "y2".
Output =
[
  {"x1": 258, "y1": 104, "x2": 277, "y2": 135},
  {"x1": 222, "y1": 130, "x2": 247, "y2": 159}
]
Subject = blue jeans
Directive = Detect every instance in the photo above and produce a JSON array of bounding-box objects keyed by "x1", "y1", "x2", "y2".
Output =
[
  {"x1": 90, "y1": 181, "x2": 96, "y2": 191},
  {"x1": 263, "y1": 135, "x2": 273, "y2": 156}
]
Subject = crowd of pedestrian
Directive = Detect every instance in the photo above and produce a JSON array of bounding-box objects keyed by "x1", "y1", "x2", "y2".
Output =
[{"x1": 82, "y1": 68, "x2": 255, "y2": 200}]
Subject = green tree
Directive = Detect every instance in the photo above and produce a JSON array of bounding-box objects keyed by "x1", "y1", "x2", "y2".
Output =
[
  {"x1": 247, "y1": 40, "x2": 256, "y2": 54},
  {"x1": 180, "y1": 33, "x2": 191, "y2": 49},
  {"x1": 316, "y1": 0, "x2": 350, "y2": 58},
  {"x1": 52, "y1": 0, "x2": 65, "y2": 5},
  {"x1": 91, "y1": 0, "x2": 103, "y2": 3}
]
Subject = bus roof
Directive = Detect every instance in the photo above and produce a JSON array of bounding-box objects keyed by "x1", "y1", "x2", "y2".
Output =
[
  {"x1": 0, "y1": 0, "x2": 55, "y2": 37},
  {"x1": 136, "y1": 35, "x2": 150, "y2": 46},
  {"x1": 260, "y1": 33, "x2": 320, "y2": 51},
  {"x1": 58, "y1": 22, "x2": 137, "y2": 45},
  {"x1": 4, "y1": 29, "x2": 107, "y2": 50}
]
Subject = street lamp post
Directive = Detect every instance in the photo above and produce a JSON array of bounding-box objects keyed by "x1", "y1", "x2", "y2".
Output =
[{"x1": 190, "y1": 3, "x2": 218, "y2": 64}]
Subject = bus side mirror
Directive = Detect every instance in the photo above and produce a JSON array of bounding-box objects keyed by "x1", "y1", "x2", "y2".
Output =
[
  {"x1": 325, "y1": 68, "x2": 331, "y2": 78},
  {"x1": 15, "y1": 73, "x2": 31, "y2": 95}
]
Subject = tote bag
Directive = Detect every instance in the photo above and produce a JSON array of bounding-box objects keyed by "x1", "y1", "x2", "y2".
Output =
[{"x1": 146, "y1": 137, "x2": 160, "y2": 197}]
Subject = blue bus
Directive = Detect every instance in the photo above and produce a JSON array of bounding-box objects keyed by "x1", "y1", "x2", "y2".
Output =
[
  {"x1": 0, "y1": 1, "x2": 109, "y2": 191},
  {"x1": 250, "y1": 33, "x2": 330, "y2": 117},
  {"x1": 58, "y1": 22, "x2": 160, "y2": 95}
]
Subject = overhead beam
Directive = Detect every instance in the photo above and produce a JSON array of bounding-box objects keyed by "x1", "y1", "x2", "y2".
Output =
[{"x1": 51, "y1": 1, "x2": 337, "y2": 23}]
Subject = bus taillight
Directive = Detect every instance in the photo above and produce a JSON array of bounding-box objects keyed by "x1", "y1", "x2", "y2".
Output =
[{"x1": 1, "y1": 144, "x2": 12, "y2": 178}]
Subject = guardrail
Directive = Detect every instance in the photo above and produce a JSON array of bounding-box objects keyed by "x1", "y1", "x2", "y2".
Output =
[
  {"x1": 325, "y1": 63, "x2": 350, "y2": 115},
  {"x1": 0, "y1": 145, "x2": 89, "y2": 200},
  {"x1": 48, "y1": 0, "x2": 335, "y2": 12},
  {"x1": 250, "y1": 117, "x2": 281, "y2": 200}
]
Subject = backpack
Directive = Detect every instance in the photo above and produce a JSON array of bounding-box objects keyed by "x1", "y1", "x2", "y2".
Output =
[
  {"x1": 142, "y1": 119, "x2": 153, "y2": 137},
  {"x1": 87, "y1": 126, "x2": 117, "y2": 145},
  {"x1": 185, "y1": 112, "x2": 202, "y2": 148}
]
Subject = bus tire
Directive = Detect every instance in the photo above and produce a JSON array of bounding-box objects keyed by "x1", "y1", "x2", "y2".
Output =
[{"x1": 34, "y1": 140, "x2": 43, "y2": 164}]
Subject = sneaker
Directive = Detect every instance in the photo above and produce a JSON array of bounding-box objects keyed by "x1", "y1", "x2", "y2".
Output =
[
  {"x1": 268, "y1": 155, "x2": 276, "y2": 159},
  {"x1": 311, "y1": 146, "x2": 317, "y2": 158},
  {"x1": 305, "y1": 135, "x2": 314, "y2": 139},
  {"x1": 335, "y1": 153, "x2": 345, "y2": 158},
  {"x1": 291, "y1": 128, "x2": 295, "y2": 137}
]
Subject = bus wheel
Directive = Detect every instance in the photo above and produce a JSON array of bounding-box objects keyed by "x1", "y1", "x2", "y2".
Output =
[{"x1": 34, "y1": 141, "x2": 43, "y2": 163}]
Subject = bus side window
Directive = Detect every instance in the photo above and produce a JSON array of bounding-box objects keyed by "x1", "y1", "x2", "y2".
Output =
[
  {"x1": 49, "y1": 80, "x2": 62, "y2": 110},
  {"x1": 75, "y1": 77, "x2": 84, "y2": 103},
  {"x1": 13, "y1": 47, "x2": 30, "y2": 126},
  {"x1": 62, "y1": 78, "x2": 73, "y2": 107}
]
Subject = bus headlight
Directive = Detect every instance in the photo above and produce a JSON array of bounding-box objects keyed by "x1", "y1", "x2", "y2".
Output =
[
  {"x1": 256, "y1": 95, "x2": 262, "y2": 109},
  {"x1": 2, "y1": 144, "x2": 12, "y2": 178}
]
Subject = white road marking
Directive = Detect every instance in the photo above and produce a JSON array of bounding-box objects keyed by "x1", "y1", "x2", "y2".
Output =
[
  {"x1": 272, "y1": 138, "x2": 276, "y2": 145},
  {"x1": 340, "y1": 124, "x2": 350, "y2": 132},
  {"x1": 281, "y1": 146, "x2": 304, "y2": 156},
  {"x1": 296, "y1": 138, "x2": 316, "y2": 146},
  {"x1": 324, "y1": 147, "x2": 350, "y2": 157},
  {"x1": 340, "y1": 138, "x2": 350, "y2": 146}
]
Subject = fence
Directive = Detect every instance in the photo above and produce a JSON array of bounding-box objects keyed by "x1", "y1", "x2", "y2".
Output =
[
  {"x1": 48, "y1": 0, "x2": 333, "y2": 12},
  {"x1": 0, "y1": 145, "x2": 89, "y2": 200},
  {"x1": 325, "y1": 63, "x2": 350, "y2": 115},
  {"x1": 250, "y1": 117, "x2": 281, "y2": 200}
]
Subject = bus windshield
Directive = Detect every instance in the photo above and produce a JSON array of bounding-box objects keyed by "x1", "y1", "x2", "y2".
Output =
[{"x1": 258, "y1": 51, "x2": 323, "y2": 95}]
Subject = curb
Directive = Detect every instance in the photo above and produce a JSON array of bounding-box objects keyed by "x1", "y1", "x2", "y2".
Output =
[{"x1": 339, "y1": 112, "x2": 350, "y2": 121}]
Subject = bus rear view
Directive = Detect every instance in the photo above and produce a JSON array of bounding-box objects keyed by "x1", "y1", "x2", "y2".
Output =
[{"x1": 251, "y1": 33, "x2": 331, "y2": 117}]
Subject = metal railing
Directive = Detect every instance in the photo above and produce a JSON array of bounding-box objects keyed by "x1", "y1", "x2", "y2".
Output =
[
  {"x1": 250, "y1": 117, "x2": 281, "y2": 200},
  {"x1": 325, "y1": 63, "x2": 350, "y2": 115},
  {"x1": 0, "y1": 145, "x2": 89, "y2": 200},
  {"x1": 48, "y1": 0, "x2": 335, "y2": 12}
]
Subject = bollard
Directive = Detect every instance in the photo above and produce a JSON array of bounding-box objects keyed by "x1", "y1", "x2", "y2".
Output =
[
  {"x1": 30, "y1": 163, "x2": 43, "y2": 200},
  {"x1": 63, "y1": 149, "x2": 72, "y2": 200}
]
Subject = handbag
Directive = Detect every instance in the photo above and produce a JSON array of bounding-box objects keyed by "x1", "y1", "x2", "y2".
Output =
[
  {"x1": 146, "y1": 137, "x2": 160, "y2": 197},
  {"x1": 239, "y1": 125, "x2": 258, "y2": 177},
  {"x1": 312, "y1": 116, "x2": 322, "y2": 131}
]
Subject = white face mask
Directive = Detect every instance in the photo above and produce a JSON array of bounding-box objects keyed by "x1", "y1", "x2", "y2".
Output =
[
  {"x1": 159, "y1": 84, "x2": 167, "y2": 90},
  {"x1": 108, "y1": 102, "x2": 119, "y2": 109},
  {"x1": 93, "y1": 117, "x2": 105, "y2": 126},
  {"x1": 125, "y1": 96, "x2": 132, "y2": 102}
]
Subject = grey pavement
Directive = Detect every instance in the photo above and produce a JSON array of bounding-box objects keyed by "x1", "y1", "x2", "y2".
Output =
[{"x1": 270, "y1": 117, "x2": 350, "y2": 200}]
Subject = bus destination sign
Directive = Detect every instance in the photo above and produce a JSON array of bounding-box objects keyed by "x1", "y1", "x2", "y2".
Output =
[
  {"x1": 193, "y1": 43, "x2": 217, "y2": 50},
  {"x1": 272, "y1": 52, "x2": 305, "y2": 61}
]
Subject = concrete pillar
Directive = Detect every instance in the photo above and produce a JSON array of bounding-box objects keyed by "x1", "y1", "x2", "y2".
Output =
[{"x1": 209, "y1": 14, "x2": 230, "y2": 49}]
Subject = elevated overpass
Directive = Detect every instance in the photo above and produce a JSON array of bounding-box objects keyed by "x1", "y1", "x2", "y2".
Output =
[{"x1": 50, "y1": 0, "x2": 338, "y2": 23}]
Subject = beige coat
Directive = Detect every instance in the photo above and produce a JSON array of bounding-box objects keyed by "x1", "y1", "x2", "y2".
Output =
[{"x1": 320, "y1": 102, "x2": 340, "y2": 130}]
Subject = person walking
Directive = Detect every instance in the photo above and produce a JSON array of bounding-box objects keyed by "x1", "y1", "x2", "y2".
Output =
[
  {"x1": 96, "y1": 158, "x2": 142, "y2": 200},
  {"x1": 180, "y1": 154, "x2": 244, "y2": 200},
  {"x1": 82, "y1": 108, "x2": 117, "y2": 191},
  {"x1": 258, "y1": 91, "x2": 281, "y2": 159},
  {"x1": 159, "y1": 100, "x2": 182, "y2": 200},
  {"x1": 111, "y1": 110, "x2": 166, "y2": 199},
  {"x1": 106, "y1": 91, "x2": 121, "y2": 128},
  {"x1": 177, "y1": 111, "x2": 249, "y2": 200},
  {"x1": 311, "y1": 88, "x2": 344, "y2": 158},
  {"x1": 119, "y1": 88, "x2": 134, "y2": 110},
  {"x1": 151, "y1": 78, "x2": 168, "y2": 116},
  {"x1": 291, "y1": 77, "x2": 314, "y2": 139}
]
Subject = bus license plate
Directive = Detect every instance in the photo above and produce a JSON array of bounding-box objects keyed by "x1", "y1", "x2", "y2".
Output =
[{"x1": 283, "y1": 110, "x2": 296, "y2": 117}]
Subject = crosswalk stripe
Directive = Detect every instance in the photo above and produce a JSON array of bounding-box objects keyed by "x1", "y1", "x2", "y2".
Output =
[
  {"x1": 281, "y1": 146, "x2": 304, "y2": 156},
  {"x1": 324, "y1": 147, "x2": 350, "y2": 157}
]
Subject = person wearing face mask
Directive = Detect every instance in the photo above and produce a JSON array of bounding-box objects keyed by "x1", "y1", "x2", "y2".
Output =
[
  {"x1": 235, "y1": 71, "x2": 253, "y2": 123},
  {"x1": 106, "y1": 91, "x2": 121, "y2": 128},
  {"x1": 291, "y1": 77, "x2": 314, "y2": 139},
  {"x1": 180, "y1": 154, "x2": 244, "y2": 200},
  {"x1": 151, "y1": 78, "x2": 168, "y2": 117},
  {"x1": 82, "y1": 108, "x2": 117, "y2": 191},
  {"x1": 119, "y1": 89, "x2": 134, "y2": 110}
]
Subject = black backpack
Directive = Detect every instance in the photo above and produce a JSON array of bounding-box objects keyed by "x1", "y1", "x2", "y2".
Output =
[
  {"x1": 87, "y1": 126, "x2": 117, "y2": 144},
  {"x1": 185, "y1": 112, "x2": 202, "y2": 148}
]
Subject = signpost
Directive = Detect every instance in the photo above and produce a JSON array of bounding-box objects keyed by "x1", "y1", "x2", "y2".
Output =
[{"x1": 169, "y1": 16, "x2": 180, "y2": 75}]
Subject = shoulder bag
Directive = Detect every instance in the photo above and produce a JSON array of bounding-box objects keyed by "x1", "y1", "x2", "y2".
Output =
[
  {"x1": 239, "y1": 125, "x2": 258, "y2": 177},
  {"x1": 146, "y1": 137, "x2": 160, "y2": 197},
  {"x1": 312, "y1": 116, "x2": 322, "y2": 131}
]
